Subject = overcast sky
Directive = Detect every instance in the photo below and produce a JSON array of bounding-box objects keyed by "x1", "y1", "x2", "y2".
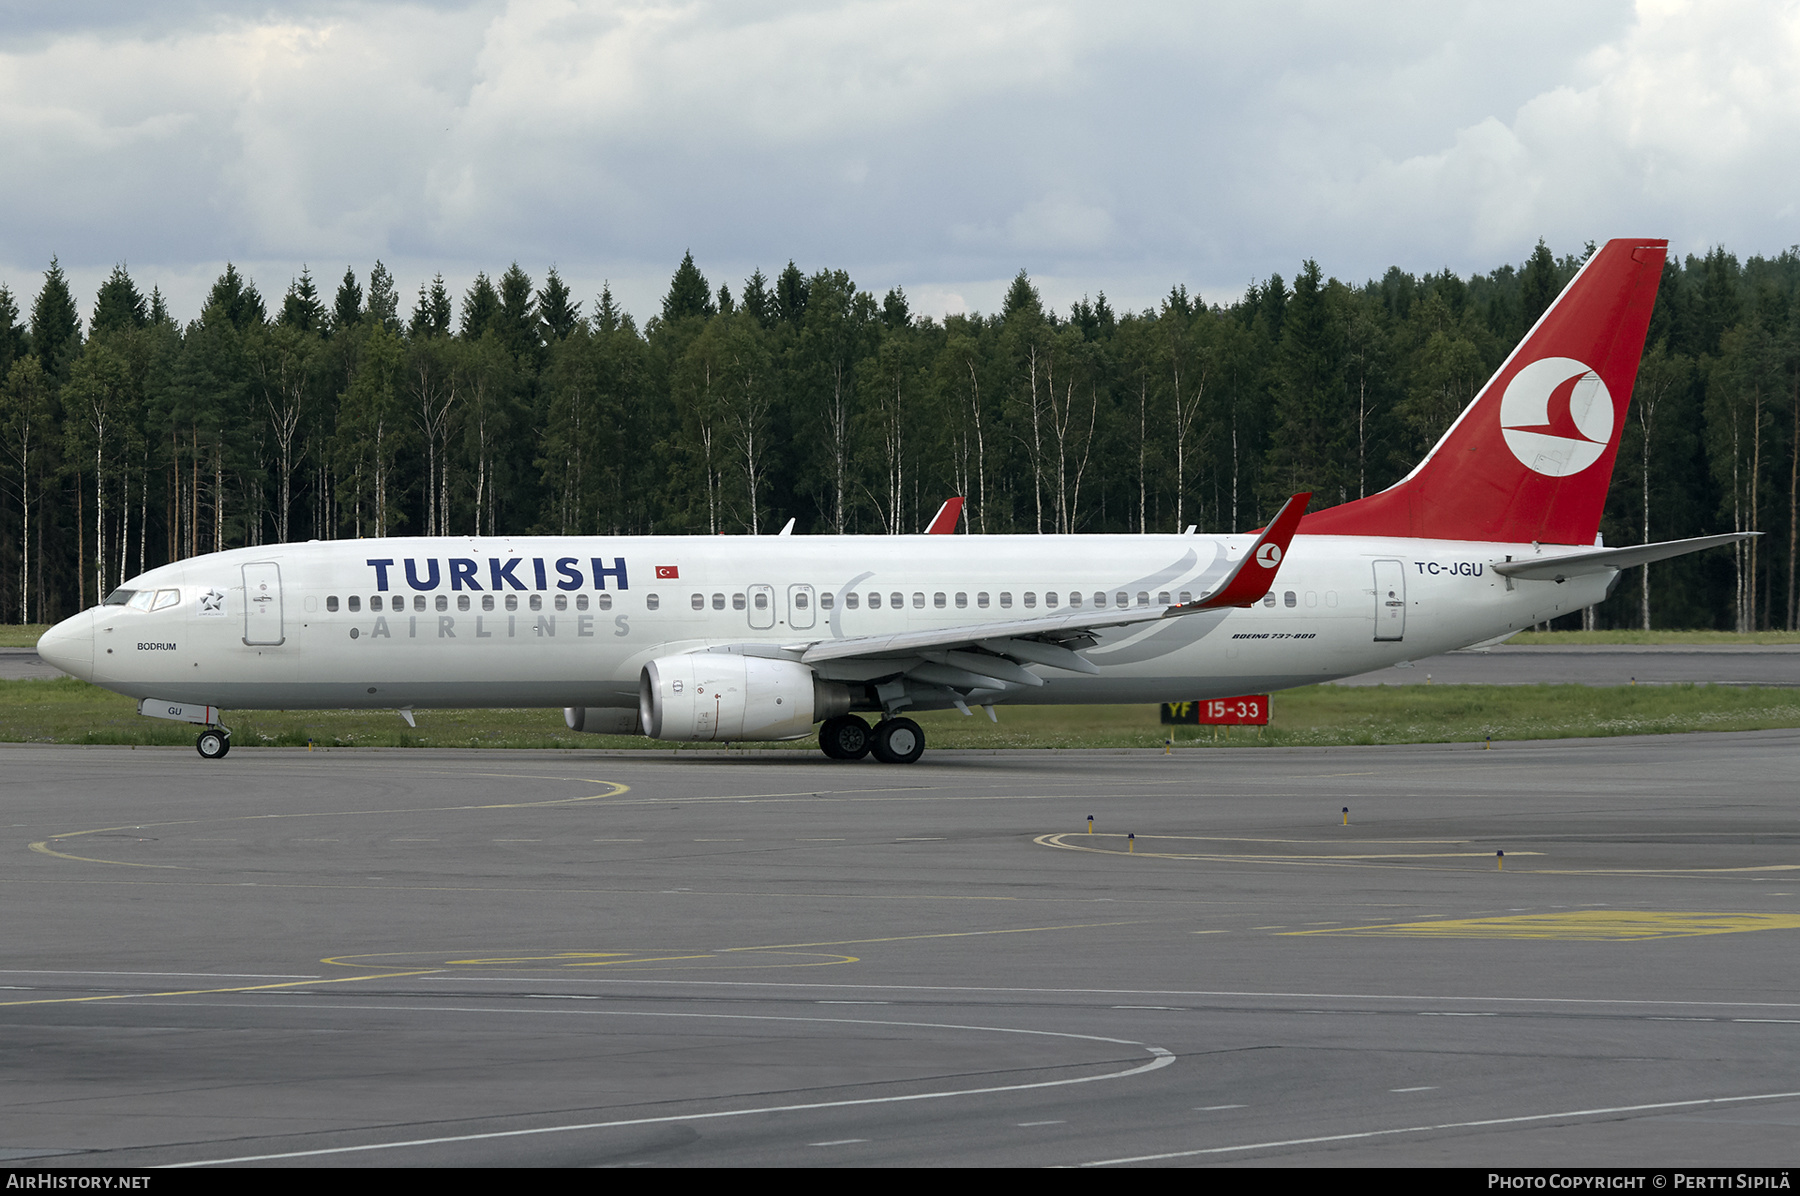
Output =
[{"x1": 3, "y1": 0, "x2": 1797, "y2": 326}]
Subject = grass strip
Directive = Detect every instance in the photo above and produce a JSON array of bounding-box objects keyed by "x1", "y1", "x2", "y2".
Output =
[{"x1": 4, "y1": 676, "x2": 1800, "y2": 750}]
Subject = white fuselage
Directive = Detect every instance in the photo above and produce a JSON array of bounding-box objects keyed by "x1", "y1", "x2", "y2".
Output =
[{"x1": 42, "y1": 532, "x2": 1609, "y2": 712}]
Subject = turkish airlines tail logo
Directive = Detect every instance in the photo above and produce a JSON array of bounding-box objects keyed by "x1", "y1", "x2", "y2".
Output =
[
  {"x1": 1296, "y1": 238, "x2": 1666, "y2": 544},
  {"x1": 1499, "y1": 357, "x2": 1613, "y2": 477}
]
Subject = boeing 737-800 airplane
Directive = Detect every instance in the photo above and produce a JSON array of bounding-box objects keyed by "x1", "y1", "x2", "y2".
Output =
[{"x1": 36, "y1": 238, "x2": 1748, "y2": 762}]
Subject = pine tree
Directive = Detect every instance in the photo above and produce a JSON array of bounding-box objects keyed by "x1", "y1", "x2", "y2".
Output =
[
  {"x1": 91, "y1": 265, "x2": 148, "y2": 336},
  {"x1": 206, "y1": 264, "x2": 266, "y2": 331},
  {"x1": 460, "y1": 273, "x2": 499, "y2": 339},
  {"x1": 30, "y1": 258, "x2": 81, "y2": 382},
  {"x1": 537, "y1": 267, "x2": 579, "y2": 341},
  {"x1": 0, "y1": 286, "x2": 25, "y2": 379},
  {"x1": 662, "y1": 252, "x2": 713, "y2": 322},
  {"x1": 882, "y1": 287, "x2": 910, "y2": 330},
  {"x1": 741, "y1": 269, "x2": 772, "y2": 326},
  {"x1": 593, "y1": 283, "x2": 623, "y2": 334},
  {"x1": 496, "y1": 264, "x2": 538, "y2": 358},
  {"x1": 365, "y1": 261, "x2": 400, "y2": 331},
  {"x1": 332, "y1": 267, "x2": 363, "y2": 335},
  {"x1": 280, "y1": 267, "x2": 326, "y2": 332},
  {"x1": 410, "y1": 274, "x2": 453, "y2": 339},
  {"x1": 775, "y1": 261, "x2": 807, "y2": 325},
  {"x1": 1521, "y1": 239, "x2": 1558, "y2": 329}
]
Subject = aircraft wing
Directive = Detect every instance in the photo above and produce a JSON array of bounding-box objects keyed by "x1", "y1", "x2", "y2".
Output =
[
  {"x1": 792, "y1": 494, "x2": 1311, "y2": 691},
  {"x1": 1491, "y1": 532, "x2": 1756, "y2": 582}
]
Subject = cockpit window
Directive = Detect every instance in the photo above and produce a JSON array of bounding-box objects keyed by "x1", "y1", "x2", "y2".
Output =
[
  {"x1": 151, "y1": 589, "x2": 180, "y2": 611},
  {"x1": 127, "y1": 590, "x2": 155, "y2": 611},
  {"x1": 104, "y1": 589, "x2": 135, "y2": 606}
]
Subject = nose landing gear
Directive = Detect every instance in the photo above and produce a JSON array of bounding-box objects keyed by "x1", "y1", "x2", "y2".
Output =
[{"x1": 196, "y1": 727, "x2": 231, "y2": 759}]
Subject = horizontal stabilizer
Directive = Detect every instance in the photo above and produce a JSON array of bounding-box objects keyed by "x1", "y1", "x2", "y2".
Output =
[{"x1": 1492, "y1": 532, "x2": 1757, "y2": 582}]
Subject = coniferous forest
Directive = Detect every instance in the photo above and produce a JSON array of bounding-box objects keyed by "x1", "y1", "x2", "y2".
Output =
[{"x1": 2, "y1": 241, "x2": 1797, "y2": 631}]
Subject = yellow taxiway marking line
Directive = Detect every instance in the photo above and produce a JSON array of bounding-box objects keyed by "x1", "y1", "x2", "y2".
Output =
[
  {"x1": 0, "y1": 969, "x2": 441, "y2": 1009},
  {"x1": 1282, "y1": 911, "x2": 1800, "y2": 941},
  {"x1": 322, "y1": 923, "x2": 1136, "y2": 974},
  {"x1": 724, "y1": 921, "x2": 1144, "y2": 952},
  {"x1": 1033, "y1": 833, "x2": 1539, "y2": 863},
  {"x1": 24, "y1": 779, "x2": 631, "y2": 869},
  {"x1": 29, "y1": 840, "x2": 183, "y2": 870}
]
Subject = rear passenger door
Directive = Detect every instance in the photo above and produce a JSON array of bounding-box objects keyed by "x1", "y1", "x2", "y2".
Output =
[{"x1": 1372, "y1": 559, "x2": 1405, "y2": 641}]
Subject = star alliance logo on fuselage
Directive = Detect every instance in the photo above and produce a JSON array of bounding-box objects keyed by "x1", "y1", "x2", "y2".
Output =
[
  {"x1": 199, "y1": 588, "x2": 225, "y2": 616},
  {"x1": 1498, "y1": 356, "x2": 1614, "y2": 477}
]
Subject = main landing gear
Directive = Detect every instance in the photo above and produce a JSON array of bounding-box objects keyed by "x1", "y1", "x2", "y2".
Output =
[
  {"x1": 195, "y1": 726, "x2": 231, "y2": 760},
  {"x1": 818, "y1": 715, "x2": 925, "y2": 764}
]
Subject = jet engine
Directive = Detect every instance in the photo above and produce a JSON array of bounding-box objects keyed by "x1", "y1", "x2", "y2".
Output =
[{"x1": 640, "y1": 653, "x2": 850, "y2": 742}]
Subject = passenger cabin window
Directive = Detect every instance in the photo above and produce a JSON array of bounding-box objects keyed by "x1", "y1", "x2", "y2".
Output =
[
  {"x1": 646, "y1": 594, "x2": 660, "y2": 610},
  {"x1": 955, "y1": 592, "x2": 968, "y2": 608},
  {"x1": 1157, "y1": 591, "x2": 1171, "y2": 605},
  {"x1": 845, "y1": 593, "x2": 859, "y2": 609},
  {"x1": 999, "y1": 592, "x2": 1013, "y2": 609},
  {"x1": 530, "y1": 594, "x2": 542, "y2": 611},
  {"x1": 1023, "y1": 592, "x2": 1036, "y2": 608},
  {"x1": 1262, "y1": 594, "x2": 1276, "y2": 607},
  {"x1": 1069, "y1": 592, "x2": 1082, "y2": 608},
  {"x1": 414, "y1": 595, "x2": 426, "y2": 612},
  {"x1": 867, "y1": 592, "x2": 882, "y2": 609},
  {"x1": 691, "y1": 594, "x2": 705, "y2": 611},
  {"x1": 481, "y1": 595, "x2": 495, "y2": 612},
  {"x1": 890, "y1": 592, "x2": 903, "y2": 609},
  {"x1": 348, "y1": 596, "x2": 361, "y2": 613},
  {"x1": 821, "y1": 592, "x2": 835, "y2": 610},
  {"x1": 754, "y1": 592, "x2": 769, "y2": 610},
  {"x1": 1179, "y1": 591, "x2": 1193, "y2": 604},
  {"x1": 978, "y1": 592, "x2": 989, "y2": 608},
  {"x1": 595, "y1": 594, "x2": 611, "y2": 611},
  {"x1": 458, "y1": 595, "x2": 471, "y2": 612},
  {"x1": 713, "y1": 593, "x2": 725, "y2": 610},
  {"x1": 326, "y1": 595, "x2": 340, "y2": 613},
  {"x1": 933, "y1": 592, "x2": 946, "y2": 609},
  {"x1": 1284, "y1": 591, "x2": 1297, "y2": 607},
  {"x1": 435, "y1": 595, "x2": 448, "y2": 612},
  {"x1": 911, "y1": 592, "x2": 923, "y2": 609},
  {"x1": 733, "y1": 593, "x2": 746, "y2": 610},
  {"x1": 1093, "y1": 592, "x2": 1107, "y2": 608},
  {"x1": 554, "y1": 594, "x2": 567, "y2": 611},
  {"x1": 1137, "y1": 592, "x2": 1149, "y2": 606},
  {"x1": 795, "y1": 592, "x2": 809, "y2": 609},
  {"x1": 1045, "y1": 592, "x2": 1058, "y2": 608}
]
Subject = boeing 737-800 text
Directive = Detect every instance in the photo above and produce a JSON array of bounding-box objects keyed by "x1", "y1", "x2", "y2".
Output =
[{"x1": 36, "y1": 238, "x2": 1748, "y2": 762}]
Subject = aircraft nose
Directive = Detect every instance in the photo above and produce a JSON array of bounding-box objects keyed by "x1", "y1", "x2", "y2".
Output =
[{"x1": 37, "y1": 611, "x2": 94, "y2": 680}]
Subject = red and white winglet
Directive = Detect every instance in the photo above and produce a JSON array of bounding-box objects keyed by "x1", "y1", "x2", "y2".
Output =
[{"x1": 1178, "y1": 492, "x2": 1312, "y2": 611}]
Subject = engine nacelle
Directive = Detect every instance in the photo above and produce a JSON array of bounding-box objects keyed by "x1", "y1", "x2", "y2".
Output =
[
  {"x1": 639, "y1": 653, "x2": 850, "y2": 742},
  {"x1": 563, "y1": 707, "x2": 644, "y2": 735}
]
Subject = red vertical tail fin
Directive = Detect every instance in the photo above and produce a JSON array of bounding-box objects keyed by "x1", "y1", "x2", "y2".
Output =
[
  {"x1": 924, "y1": 497, "x2": 964, "y2": 534},
  {"x1": 1301, "y1": 238, "x2": 1667, "y2": 545}
]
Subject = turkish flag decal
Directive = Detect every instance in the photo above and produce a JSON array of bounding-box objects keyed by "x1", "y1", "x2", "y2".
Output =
[{"x1": 655, "y1": 565, "x2": 679, "y2": 579}]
